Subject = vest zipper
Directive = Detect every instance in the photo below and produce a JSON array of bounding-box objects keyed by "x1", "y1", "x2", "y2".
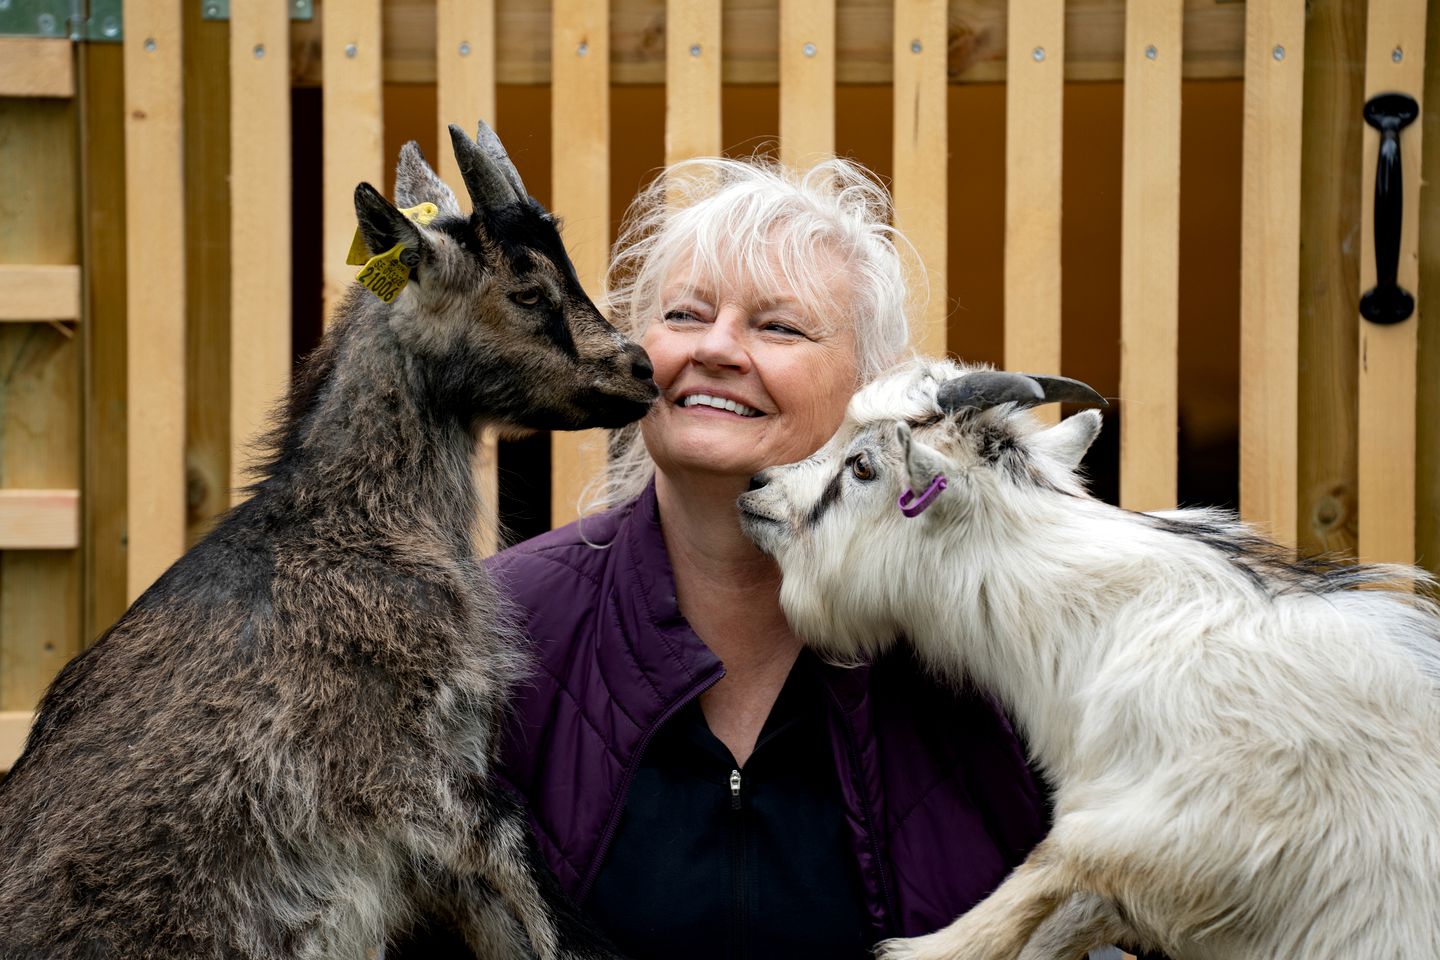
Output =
[{"x1": 729, "y1": 767, "x2": 746, "y2": 960}]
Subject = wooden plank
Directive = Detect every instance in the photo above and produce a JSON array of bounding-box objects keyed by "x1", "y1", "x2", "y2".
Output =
[
  {"x1": 1297, "y1": 0, "x2": 1364, "y2": 558},
  {"x1": 1356, "y1": 0, "x2": 1427, "y2": 567},
  {"x1": 436, "y1": 0, "x2": 500, "y2": 555},
  {"x1": 124, "y1": 0, "x2": 188, "y2": 600},
  {"x1": 322, "y1": 0, "x2": 384, "y2": 319},
  {"x1": 0, "y1": 265, "x2": 81, "y2": 322},
  {"x1": 894, "y1": 0, "x2": 949, "y2": 360},
  {"x1": 0, "y1": 95, "x2": 83, "y2": 711},
  {"x1": 78, "y1": 41, "x2": 131, "y2": 643},
  {"x1": 0, "y1": 711, "x2": 33, "y2": 772},
  {"x1": 290, "y1": 0, "x2": 1248, "y2": 87},
  {"x1": 1118, "y1": 0, "x2": 1183, "y2": 512},
  {"x1": 230, "y1": 0, "x2": 292, "y2": 506},
  {"x1": 1419, "y1": 0, "x2": 1440, "y2": 580},
  {"x1": 780, "y1": 0, "x2": 835, "y2": 167},
  {"x1": 550, "y1": 0, "x2": 610, "y2": 528},
  {"x1": 0, "y1": 491, "x2": 80, "y2": 550},
  {"x1": 1002, "y1": 0, "x2": 1064, "y2": 418},
  {"x1": 0, "y1": 38, "x2": 73, "y2": 98},
  {"x1": 665, "y1": 0, "x2": 722, "y2": 164},
  {"x1": 1238, "y1": 0, "x2": 1305, "y2": 546}
]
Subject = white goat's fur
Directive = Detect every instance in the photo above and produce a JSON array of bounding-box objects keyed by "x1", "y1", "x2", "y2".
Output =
[{"x1": 738, "y1": 358, "x2": 1440, "y2": 960}]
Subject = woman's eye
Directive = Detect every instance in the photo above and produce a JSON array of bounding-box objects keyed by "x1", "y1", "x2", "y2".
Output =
[
  {"x1": 764, "y1": 322, "x2": 803, "y2": 336},
  {"x1": 850, "y1": 454, "x2": 875, "y2": 482},
  {"x1": 510, "y1": 289, "x2": 543, "y2": 307},
  {"x1": 664, "y1": 309, "x2": 701, "y2": 324}
]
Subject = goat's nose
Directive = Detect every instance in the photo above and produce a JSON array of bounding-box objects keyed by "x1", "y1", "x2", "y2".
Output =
[
  {"x1": 748, "y1": 470, "x2": 772, "y2": 492},
  {"x1": 625, "y1": 343, "x2": 654, "y2": 381}
]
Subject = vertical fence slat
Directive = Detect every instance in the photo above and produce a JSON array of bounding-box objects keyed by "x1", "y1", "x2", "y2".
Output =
[
  {"x1": 1119, "y1": 0, "x2": 1183, "y2": 512},
  {"x1": 666, "y1": 0, "x2": 722, "y2": 164},
  {"x1": 230, "y1": 1, "x2": 292, "y2": 505},
  {"x1": 322, "y1": 0, "x2": 384, "y2": 320},
  {"x1": 1356, "y1": 0, "x2": 1427, "y2": 566},
  {"x1": 551, "y1": 0, "x2": 610, "y2": 527},
  {"x1": 780, "y1": 0, "x2": 835, "y2": 168},
  {"x1": 893, "y1": 0, "x2": 948, "y2": 359},
  {"x1": 1419, "y1": 1, "x2": 1440, "y2": 578},
  {"x1": 437, "y1": 0, "x2": 500, "y2": 553},
  {"x1": 1238, "y1": 0, "x2": 1305, "y2": 545},
  {"x1": 1003, "y1": 0, "x2": 1064, "y2": 419},
  {"x1": 124, "y1": 0, "x2": 187, "y2": 599}
]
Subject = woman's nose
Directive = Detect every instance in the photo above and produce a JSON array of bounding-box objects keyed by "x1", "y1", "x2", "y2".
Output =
[{"x1": 691, "y1": 306, "x2": 749, "y2": 372}]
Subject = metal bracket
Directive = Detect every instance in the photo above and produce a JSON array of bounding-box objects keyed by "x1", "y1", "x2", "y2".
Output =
[
  {"x1": 201, "y1": 0, "x2": 312, "y2": 23},
  {"x1": 0, "y1": 0, "x2": 122, "y2": 42}
]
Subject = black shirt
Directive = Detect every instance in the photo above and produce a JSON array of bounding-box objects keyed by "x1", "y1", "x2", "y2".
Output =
[{"x1": 584, "y1": 653, "x2": 874, "y2": 960}]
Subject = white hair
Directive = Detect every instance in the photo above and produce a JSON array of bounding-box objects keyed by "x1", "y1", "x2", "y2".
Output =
[
  {"x1": 740, "y1": 358, "x2": 1440, "y2": 960},
  {"x1": 583, "y1": 155, "x2": 917, "y2": 515}
]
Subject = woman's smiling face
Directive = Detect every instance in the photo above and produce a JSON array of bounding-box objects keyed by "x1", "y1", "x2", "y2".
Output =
[{"x1": 640, "y1": 249, "x2": 860, "y2": 487}]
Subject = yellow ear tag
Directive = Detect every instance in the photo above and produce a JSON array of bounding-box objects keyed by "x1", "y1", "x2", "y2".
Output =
[
  {"x1": 355, "y1": 244, "x2": 411, "y2": 303},
  {"x1": 345, "y1": 201, "x2": 441, "y2": 266}
]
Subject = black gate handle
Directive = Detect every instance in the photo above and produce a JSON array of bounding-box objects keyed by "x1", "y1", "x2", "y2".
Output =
[{"x1": 1360, "y1": 92, "x2": 1419, "y2": 325}]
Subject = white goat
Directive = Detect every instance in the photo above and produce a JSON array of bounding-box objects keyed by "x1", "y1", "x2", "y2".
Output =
[{"x1": 738, "y1": 358, "x2": 1440, "y2": 960}]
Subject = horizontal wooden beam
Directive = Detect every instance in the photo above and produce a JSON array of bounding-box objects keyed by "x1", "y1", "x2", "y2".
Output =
[
  {"x1": 0, "y1": 490, "x2": 80, "y2": 550},
  {"x1": 0, "y1": 38, "x2": 74, "y2": 98},
  {"x1": 0, "y1": 265, "x2": 82, "y2": 322},
  {"x1": 291, "y1": 0, "x2": 1245, "y2": 86},
  {"x1": 0, "y1": 711, "x2": 34, "y2": 773}
]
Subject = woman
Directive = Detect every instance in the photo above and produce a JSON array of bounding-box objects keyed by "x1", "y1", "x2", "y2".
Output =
[{"x1": 403, "y1": 157, "x2": 1048, "y2": 958}]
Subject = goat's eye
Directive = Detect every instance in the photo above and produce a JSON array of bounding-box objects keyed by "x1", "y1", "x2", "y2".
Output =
[
  {"x1": 510, "y1": 288, "x2": 543, "y2": 307},
  {"x1": 850, "y1": 454, "x2": 875, "y2": 482}
]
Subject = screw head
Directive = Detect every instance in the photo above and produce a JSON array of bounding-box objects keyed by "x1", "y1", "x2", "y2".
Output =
[
  {"x1": 1145, "y1": 44, "x2": 1158, "y2": 60},
  {"x1": 1392, "y1": 46, "x2": 1403, "y2": 63},
  {"x1": 37, "y1": 11, "x2": 56, "y2": 32},
  {"x1": 458, "y1": 41, "x2": 471, "y2": 56},
  {"x1": 1032, "y1": 46, "x2": 1045, "y2": 62},
  {"x1": 803, "y1": 41, "x2": 817, "y2": 57},
  {"x1": 253, "y1": 43, "x2": 265, "y2": 59},
  {"x1": 576, "y1": 41, "x2": 589, "y2": 56},
  {"x1": 144, "y1": 37, "x2": 157, "y2": 52},
  {"x1": 102, "y1": 16, "x2": 119, "y2": 37},
  {"x1": 690, "y1": 43, "x2": 702, "y2": 57},
  {"x1": 910, "y1": 39, "x2": 922, "y2": 54},
  {"x1": 0, "y1": 0, "x2": 11, "y2": 11},
  {"x1": 345, "y1": 43, "x2": 358, "y2": 58},
  {"x1": 1272, "y1": 45, "x2": 1285, "y2": 61}
]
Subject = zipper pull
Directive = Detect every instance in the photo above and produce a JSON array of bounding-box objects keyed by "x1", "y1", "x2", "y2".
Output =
[{"x1": 729, "y1": 768, "x2": 742, "y2": 810}]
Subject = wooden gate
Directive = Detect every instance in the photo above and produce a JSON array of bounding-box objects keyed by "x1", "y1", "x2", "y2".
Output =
[{"x1": 0, "y1": 0, "x2": 1435, "y2": 768}]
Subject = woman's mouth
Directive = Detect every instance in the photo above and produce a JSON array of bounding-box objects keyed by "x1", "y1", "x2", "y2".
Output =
[{"x1": 678, "y1": 393, "x2": 764, "y2": 418}]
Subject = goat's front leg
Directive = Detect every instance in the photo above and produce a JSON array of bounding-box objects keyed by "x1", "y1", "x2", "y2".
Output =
[
  {"x1": 877, "y1": 841, "x2": 1075, "y2": 960},
  {"x1": 458, "y1": 788, "x2": 623, "y2": 960},
  {"x1": 1015, "y1": 892, "x2": 1134, "y2": 960}
]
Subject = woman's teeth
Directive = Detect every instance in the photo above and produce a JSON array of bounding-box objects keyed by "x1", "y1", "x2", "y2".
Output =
[{"x1": 680, "y1": 393, "x2": 762, "y2": 418}]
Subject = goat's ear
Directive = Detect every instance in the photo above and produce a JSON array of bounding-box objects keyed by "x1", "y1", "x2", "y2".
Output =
[
  {"x1": 1030, "y1": 409, "x2": 1102, "y2": 470},
  {"x1": 354, "y1": 182, "x2": 434, "y2": 264},
  {"x1": 394, "y1": 142, "x2": 461, "y2": 216},
  {"x1": 896, "y1": 422, "x2": 951, "y2": 492}
]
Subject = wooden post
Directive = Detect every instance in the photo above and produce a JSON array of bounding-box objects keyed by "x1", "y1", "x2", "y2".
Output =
[
  {"x1": 322, "y1": 0, "x2": 384, "y2": 320},
  {"x1": 1356, "y1": 0, "x2": 1426, "y2": 566},
  {"x1": 666, "y1": 0, "x2": 722, "y2": 165},
  {"x1": 1119, "y1": 0, "x2": 1183, "y2": 512},
  {"x1": 1003, "y1": 0, "x2": 1064, "y2": 418},
  {"x1": 0, "y1": 91, "x2": 82, "y2": 708},
  {"x1": 124, "y1": 0, "x2": 187, "y2": 600},
  {"x1": 229, "y1": 0, "x2": 293, "y2": 506},
  {"x1": 437, "y1": 0, "x2": 501, "y2": 554},
  {"x1": 551, "y1": 0, "x2": 611, "y2": 527},
  {"x1": 780, "y1": 0, "x2": 835, "y2": 168},
  {"x1": 1238, "y1": 0, "x2": 1305, "y2": 546},
  {"x1": 894, "y1": 0, "x2": 949, "y2": 360}
]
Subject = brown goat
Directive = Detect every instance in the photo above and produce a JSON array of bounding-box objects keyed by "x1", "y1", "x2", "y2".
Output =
[{"x1": 0, "y1": 124, "x2": 654, "y2": 960}]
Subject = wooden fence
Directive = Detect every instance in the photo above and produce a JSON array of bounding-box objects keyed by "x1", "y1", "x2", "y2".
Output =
[{"x1": 0, "y1": 0, "x2": 1435, "y2": 768}]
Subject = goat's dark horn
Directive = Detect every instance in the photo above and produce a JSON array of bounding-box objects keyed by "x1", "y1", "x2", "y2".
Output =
[
  {"x1": 448, "y1": 123, "x2": 518, "y2": 210},
  {"x1": 473, "y1": 120, "x2": 528, "y2": 200},
  {"x1": 937, "y1": 371, "x2": 1108, "y2": 413}
]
